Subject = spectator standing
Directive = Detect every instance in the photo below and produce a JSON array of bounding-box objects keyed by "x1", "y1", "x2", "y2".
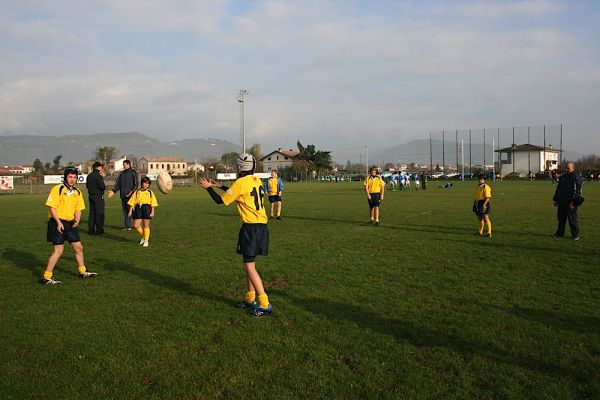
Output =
[
  {"x1": 108, "y1": 159, "x2": 138, "y2": 230},
  {"x1": 553, "y1": 162, "x2": 583, "y2": 240},
  {"x1": 86, "y1": 161, "x2": 106, "y2": 235}
]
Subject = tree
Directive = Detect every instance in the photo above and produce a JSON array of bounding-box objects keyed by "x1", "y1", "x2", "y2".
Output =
[
  {"x1": 220, "y1": 152, "x2": 240, "y2": 172},
  {"x1": 296, "y1": 140, "x2": 333, "y2": 175},
  {"x1": 52, "y1": 155, "x2": 63, "y2": 173},
  {"x1": 44, "y1": 162, "x2": 51, "y2": 172},
  {"x1": 435, "y1": 164, "x2": 441, "y2": 172},
  {"x1": 33, "y1": 158, "x2": 44, "y2": 174},
  {"x1": 94, "y1": 146, "x2": 117, "y2": 165},
  {"x1": 248, "y1": 143, "x2": 263, "y2": 172}
]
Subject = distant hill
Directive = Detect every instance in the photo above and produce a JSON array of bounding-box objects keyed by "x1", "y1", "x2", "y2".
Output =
[
  {"x1": 372, "y1": 139, "x2": 582, "y2": 167},
  {"x1": 0, "y1": 132, "x2": 239, "y2": 165}
]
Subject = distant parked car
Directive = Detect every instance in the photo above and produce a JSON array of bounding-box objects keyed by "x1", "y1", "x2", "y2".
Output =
[{"x1": 535, "y1": 171, "x2": 551, "y2": 180}]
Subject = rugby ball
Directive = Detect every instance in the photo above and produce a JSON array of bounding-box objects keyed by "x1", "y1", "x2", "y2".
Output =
[{"x1": 157, "y1": 171, "x2": 173, "y2": 194}]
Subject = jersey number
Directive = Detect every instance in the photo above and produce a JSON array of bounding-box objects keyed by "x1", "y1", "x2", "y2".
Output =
[{"x1": 250, "y1": 186, "x2": 265, "y2": 211}]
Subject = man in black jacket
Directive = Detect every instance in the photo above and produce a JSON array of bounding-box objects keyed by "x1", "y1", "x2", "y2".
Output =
[
  {"x1": 553, "y1": 162, "x2": 582, "y2": 240},
  {"x1": 109, "y1": 159, "x2": 138, "y2": 230},
  {"x1": 86, "y1": 161, "x2": 106, "y2": 235}
]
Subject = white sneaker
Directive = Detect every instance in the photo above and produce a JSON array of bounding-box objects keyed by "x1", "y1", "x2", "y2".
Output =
[
  {"x1": 143, "y1": 241, "x2": 149, "y2": 247},
  {"x1": 139, "y1": 238, "x2": 146, "y2": 245}
]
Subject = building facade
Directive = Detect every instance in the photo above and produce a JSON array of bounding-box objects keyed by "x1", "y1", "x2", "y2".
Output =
[
  {"x1": 139, "y1": 157, "x2": 188, "y2": 176},
  {"x1": 260, "y1": 148, "x2": 300, "y2": 172},
  {"x1": 496, "y1": 144, "x2": 559, "y2": 177}
]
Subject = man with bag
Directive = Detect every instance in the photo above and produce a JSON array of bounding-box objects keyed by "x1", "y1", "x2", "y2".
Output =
[{"x1": 553, "y1": 162, "x2": 583, "y2": 241}]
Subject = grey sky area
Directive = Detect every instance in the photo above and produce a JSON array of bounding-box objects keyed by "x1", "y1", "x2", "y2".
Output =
[{"x1": 1, "y1": 1, "x2": 599, "y2": 163}]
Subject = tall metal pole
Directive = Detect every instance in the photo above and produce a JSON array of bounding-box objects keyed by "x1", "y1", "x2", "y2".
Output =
[
  {"x1": 461, "y1": 140, "x2": 465, "y2": 181},
  {"x1": 442, "y1": 130, "x2": 445, "y2": 174},
  {"x1": 559, "y1": 123, "x2": 563, "y2": 169},
  {"x1": 543, "y1": 125, "x2": 546, "y2": 171},
  {"x1": 512, "y1": 126, "x2": 515, "y2": 175},
  {"x1": 429, "y1": 132, "x2": 433, "y2": 172},
  {"x1": 527, "y1": 126, "x2": 531, "y2": 176},
  {"x1": 365, "y1": 145, "x2": 369, "y2": 174},
  {"x1": 238, "y1": 89, "x2": 249, "y2": 153},
  {"x1": 492, "y1": 138, "x2": 496, "y2": 181},
  {"x1": 469, "y1": 129, "x2": 472, "y2": 176},
  {"x1": 483, "y1": 128, "x2": 486, "y2": 173},
  {"x1": 455, "y1": 130, "x2": 459, "y2": 173}
]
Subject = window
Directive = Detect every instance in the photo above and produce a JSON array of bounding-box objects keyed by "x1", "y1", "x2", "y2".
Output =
[
  {"x1": 277, "y1": 156, "x2": 280, "y2": 160},
  {"x1": 162, "y1": 164, "x2": 165, "y2": 169},
  {"x1": 268, "y1": 157, "x2": 271, "y2": 161},
  {"x1": 150, "y1": 164, "x2": 153, "y2": 169}
]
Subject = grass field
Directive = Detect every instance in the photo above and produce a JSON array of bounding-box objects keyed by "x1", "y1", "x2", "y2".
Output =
[{"x1": 1, "y1": 180, "x2": 599, "y2": 399}]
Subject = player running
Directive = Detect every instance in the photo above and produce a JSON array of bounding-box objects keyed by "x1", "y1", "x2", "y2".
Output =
[{"x1": 199, "y1": 154, "x2": 273, "y2": 317}]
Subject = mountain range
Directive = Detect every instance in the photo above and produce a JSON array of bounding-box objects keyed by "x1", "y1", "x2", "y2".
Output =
[{"x1": 0, "y1": 133, "x2": 239, "y2": 165}]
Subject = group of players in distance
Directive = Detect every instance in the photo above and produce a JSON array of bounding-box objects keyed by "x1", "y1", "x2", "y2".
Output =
[
  {"x1": 41, "y1": 155, "x2": 492, "y2": 318},
  {"x1": 41, "y1": 155, "x2": 276, "y2": 317}
]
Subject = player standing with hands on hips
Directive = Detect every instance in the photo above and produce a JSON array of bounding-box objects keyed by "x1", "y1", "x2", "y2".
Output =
[
  {"x1": 199, "y1": 154, "x2": 273, "y2": 317},
  {"x1": 108, "y1": 159, "x2": 138, "y2": 230}
]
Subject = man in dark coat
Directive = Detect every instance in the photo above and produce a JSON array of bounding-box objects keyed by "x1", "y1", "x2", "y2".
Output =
[
  {"x1": 86, "y1": 161, "x2": 106, "y2": 235},
  {"x1": 553, "y1": 162, "x2": 582, "y2": 240},
  {"x1": 109, "y1": 159, "x2": 138, "y2": 230}
]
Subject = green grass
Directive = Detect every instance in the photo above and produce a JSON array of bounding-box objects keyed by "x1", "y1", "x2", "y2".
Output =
[{"x1": 1, "y1": 181, "x2": 599, "y2": 399}]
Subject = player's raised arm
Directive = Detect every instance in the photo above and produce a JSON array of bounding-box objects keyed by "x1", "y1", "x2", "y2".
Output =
[{"x1": 199, "y1": 178, "x2": 224, "y2": 204}]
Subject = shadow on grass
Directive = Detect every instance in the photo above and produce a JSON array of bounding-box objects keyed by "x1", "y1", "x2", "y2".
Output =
[
  {"x1": 96, "y1": 257, "x2": 233, "y2": 307},
  {"x1": 2, "y1": 248, "x2": 42, "y2": 278},
  {"x1": 276, "y1": 291, "x2": 593, "y2": 384}
]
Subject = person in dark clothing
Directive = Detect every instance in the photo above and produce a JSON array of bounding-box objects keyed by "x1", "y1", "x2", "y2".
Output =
[
  {"x1": 553, "y1": 162, "x2": 582, "y2": 240},
  {"x1": 86, "y1": 161, "x2": 106, "y2": 235},
  {"x1": 108, "y1": 159, "x2": 138, "y2": 230}
]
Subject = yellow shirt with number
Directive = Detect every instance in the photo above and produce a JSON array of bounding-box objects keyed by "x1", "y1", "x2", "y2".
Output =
[
  {"x1": 364, "y1": 175, "x2": 385, "y2": 194},
  {"x1": 128, "y1": 189, "x2": 159, "y2": 207},
  {"x1": 474, "y1": 183, "x2": 492, "y2": 200},
  {"x1": 268, "y1": 177, "x2": 280, "y2": 195},
  {"x1": 221, "y1": 175, "x2": 267, "y2": 224},
  {"x1": 45, "y1": 184, "x2": 85, "y2": 220}
]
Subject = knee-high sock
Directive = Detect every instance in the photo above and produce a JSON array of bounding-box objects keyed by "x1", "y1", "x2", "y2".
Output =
[
  {"x1": 135, "y1": 227, "x2": 143, "y2": 237},
  {"x1": 479, "y1": 220, "x2": 484, "y2": 234},
  {"x1": 143, "y1": 227, "x2": 150, "y2": 241},
  {"x1": 485, "y1": 219, "x2": 492, "y2": 234}
]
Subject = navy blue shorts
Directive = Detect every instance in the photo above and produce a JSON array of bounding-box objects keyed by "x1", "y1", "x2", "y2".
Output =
[
  {"x1": 268, "y1": 195, "x2": 282, "y2": 203},
  {"x1": 473, "y1": 200, "x2": 491, "y2": 216},
  {"x1": 237, "y1": 223, "x2": 269, "y2": 262},
  {"x1": 368, "y1": 193, "x2": 381, "y2": 209},
  {"x1": 132, "y1": 204, "x2": 152, "y2": 220},
  {"x1": 47, "y1": 219, "x2": 81, "y2": 245}
]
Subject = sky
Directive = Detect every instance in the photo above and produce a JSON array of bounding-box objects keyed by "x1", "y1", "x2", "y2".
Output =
[{"x1": 1, "y1": 0, "x2": 599, "y2": 162}]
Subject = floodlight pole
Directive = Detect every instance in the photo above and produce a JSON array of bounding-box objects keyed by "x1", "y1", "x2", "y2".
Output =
[{"x1": 238, "y1": 89, "x2": 249, "y2": 153}]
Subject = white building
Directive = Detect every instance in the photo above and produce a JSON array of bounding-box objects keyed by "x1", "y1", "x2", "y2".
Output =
[
  {"x1": 496, "y1": 144, "x2": 559, "y2": 177},
  {"x1": 260, "y1": 148, "x2": 300, "y2": 172},
  {"x1": 139, "y1": 157, "x2": 188, "y2": 176}
]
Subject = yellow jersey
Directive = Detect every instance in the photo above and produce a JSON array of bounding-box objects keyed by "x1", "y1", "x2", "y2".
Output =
[
  {"x1": 221, "y1": 175, "x2": 268, "y2": 224},
  {"x1": 267, "y1": 177, "x2": 280, "y2": 195},
  {"x1": 128, "y1": 189, "x2": 158, "y2": 207},
  {"x1": 474, "y1": 183, "x2": 492, "y2": 200},
  {"x1": 364, "y1": 175, "x2": 385, "y2": 194},
  {"x1": 45, "y1": 184, "x2": 85, "y2": 220}
]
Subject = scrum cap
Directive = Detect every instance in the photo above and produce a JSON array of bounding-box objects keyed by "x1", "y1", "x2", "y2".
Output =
[{"x1": 237, "y1": 153, "x2": 256, "y2": 172}]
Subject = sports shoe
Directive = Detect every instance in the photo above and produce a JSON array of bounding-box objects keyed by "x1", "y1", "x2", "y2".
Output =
[
  {"x1": 236, "y1": 300, "x2": 257, "y2": 310},
  {"x1": 42, "y1": 277, "x2": 61, "y2": 285},
  {"x1": 143, "y1": 241, "x2": 149, "y2": 247},
  {"x1": 375, "y1": 221, "x2": 379, "y2": 226},
  {"x1": 573, "y1": 236, "x2": 580, "y2": 241},
  {"x1": 139, "y1": 238, "x2": 146, "y2": 245},
  {"x1": 484, "y1": 233, "x2": 492, "y2": 238},
  {"x1": 276, "y1": 216, "x2": 282, "y2": 220},
  {"x1": 250, "y1": 304, "x2": 273, "y2": 317},
  {"x1": 474, "y1": 232, "x2": 482, "y2": 236},
  {"x1": 269, "y1": 216, "x2": 274, "y2": 220},
  {"x1": 79, "y1": 271, "x2": 98, "y2": 279}
]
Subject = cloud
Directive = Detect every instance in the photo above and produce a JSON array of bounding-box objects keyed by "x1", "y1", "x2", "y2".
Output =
[{"x1": 0, "y1": 0, "x2": 599, "y2": 158}]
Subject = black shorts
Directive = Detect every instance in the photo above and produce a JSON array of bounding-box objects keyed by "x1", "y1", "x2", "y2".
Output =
[
  {"x1": 268, "y1": 195, "x2": 282, "y2": 203},
  {"x1": 237, "y1": 223, "x2": 269, "y2": 261},
  {"x1": 47, "y1": 219, "x2": 81, "y2": 245},
  {"x1": 368, "y1": 193, "x2": 381, "y2": 209},
  {"x1": 132, "y1": 204, "x2": 152, "y2": 220},
  {"x1": 473, "y1": 200, "x2": 491, "y2": 216}
]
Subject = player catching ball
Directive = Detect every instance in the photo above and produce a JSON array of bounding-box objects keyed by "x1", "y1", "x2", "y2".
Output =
[
  {"x1": 127, "y1": 176, "x2": 158, "y2": 247},
  {"x1": 199, "y1": 153, "x2": 273, "y2": 317}
]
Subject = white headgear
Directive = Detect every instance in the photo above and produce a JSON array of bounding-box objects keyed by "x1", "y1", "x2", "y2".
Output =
[{"x1": 236, "y1": 153, "x2": 256, "y2": 172}]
